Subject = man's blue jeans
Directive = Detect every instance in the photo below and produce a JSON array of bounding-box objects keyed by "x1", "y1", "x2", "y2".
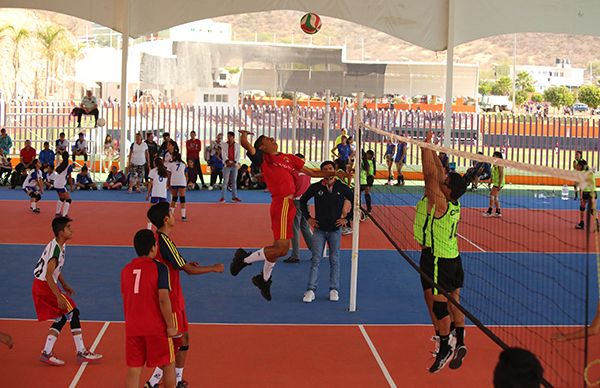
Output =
[
  {"x1": 291, "y1": 199, "x2": 313, "y2": 258},
  {"x1": 307, "y1": 228, "x2": 342, "y2": 291}
]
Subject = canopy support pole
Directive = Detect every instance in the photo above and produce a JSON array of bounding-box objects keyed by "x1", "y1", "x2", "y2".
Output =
[
  {"x1": 443, "y1": 0, "x2": 455, "y2": 147},
  {"x1": 119, "y1": 1, "x2": 130, "y2": 170},
  {"x1": 324, "y1": 89, "x2": 331, "y2": 162}
]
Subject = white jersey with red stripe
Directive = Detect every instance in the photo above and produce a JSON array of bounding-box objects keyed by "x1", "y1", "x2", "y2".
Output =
[{"x1": 33, "y1": 239, "x2": 65, "y2": 283}]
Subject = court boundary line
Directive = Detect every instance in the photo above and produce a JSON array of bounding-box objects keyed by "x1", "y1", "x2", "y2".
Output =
[
  {"x1": 358, "y1": 324, "x2": 397, "y2": 388},
  {"x1": 457, "y1": 232, "x2": 487, "y2": 252},
  {"x1": 0, "y1": 317, "x2": 585, "y2": 328},
  {"x1": 68, "y1": 321, "x2": 110, "y2": 388}
]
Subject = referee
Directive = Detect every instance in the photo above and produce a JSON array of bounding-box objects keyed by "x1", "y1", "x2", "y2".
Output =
[{"x1": 422, "y1": 131, "x2": 468, "y2": 373}]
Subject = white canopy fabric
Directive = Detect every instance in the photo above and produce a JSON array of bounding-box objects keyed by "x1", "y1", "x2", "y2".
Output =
[{"x1": 2, "y1": 0, "x2": 599, "y2": 51}]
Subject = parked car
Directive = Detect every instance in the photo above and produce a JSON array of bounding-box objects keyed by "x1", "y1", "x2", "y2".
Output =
[{"x1": 572, "y1": 103, "x2": 589, "y2": 112}]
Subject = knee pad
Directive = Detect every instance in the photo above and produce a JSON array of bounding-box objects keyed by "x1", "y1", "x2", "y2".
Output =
[
  {"x1": 580, "y1": 206, "x2": 586, "y2": 212},
  {"x1": 433, "y1": 301, "x2": 449, "y2": 320},
  {"x1": 60, "y1": 198, "x2": 66, "y2": 202},
  {"x1": 35, "y1": 194, "x2": 42, "y2": 201},
  {"x1": 172, "y1": 195, "x2": 179, "y2": 203},
  {"x1": 50, "y1": 315, "x2": 67, "y2": 332},
  {"x1": 66, "y1": 199, "x2": 72, "y2": 204},
  {"x1": 179, "y1": 196, "x2": 186, "y2": 204},
  {"x1": 178, "y1": 345, "x2": 189, "y2": 351},
  {"x1": 68, "y1": 308, "x2": 81, "y2": 330}
]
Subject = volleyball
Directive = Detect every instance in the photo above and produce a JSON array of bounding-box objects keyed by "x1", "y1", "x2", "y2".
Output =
[
  {"x1": 97, "y1": 118, "x2": 106, "y2": 127},
  {"x1": 300, "y1": 13, "x2": 322, "y2": 35}
]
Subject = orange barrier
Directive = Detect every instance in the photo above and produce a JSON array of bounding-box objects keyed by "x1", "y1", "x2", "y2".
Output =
[{"x1": 481, "y1": 116, "x2": 599, "y2": 138}]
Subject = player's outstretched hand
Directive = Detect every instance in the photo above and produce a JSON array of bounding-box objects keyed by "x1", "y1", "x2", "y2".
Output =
[
  {"x1": 189, "y1": 262, "x2": 201, "y2": 267},
  {"x1": 63, "y1": 284, "x2": 75, "y2": 296},
  {"x1": 213, "y1": 264, "x2": 225, "y2": 273},
  {"x1": 335, "y1": 218, "x2": 348, "y2": 228},
  {"x1": 425, "y1": 131, "x2": 434, "y2": 144},
  {"x1": 0, "y1": 332, "x2": 13, "y2": 349},
  {"x1": 238, "y1": 130, "x2": 254, "y2": 136}
]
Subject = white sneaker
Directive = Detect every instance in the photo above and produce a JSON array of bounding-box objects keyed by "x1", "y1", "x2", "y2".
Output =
[
  {"x1": 449, "y1": 333, "x2": 457, "y2": 351},
  {"x1": 40, "y1": 351, "x2": 65, "y2": 366},
  {"x1": 303, "y1": 290, "x2": 315, "y2": 303},
  {"x1": 329, "y1": 289, "x2": 339, "y2": 302},
  {"x1": 431, "y1": 335, "x2": 440, "y2": 357},
  {"x1": 482, "y1": 212, "x2": 492, "y2": 217},
  {"x1": 208, "y1": 185, "x2": 214, "y2": 191}
]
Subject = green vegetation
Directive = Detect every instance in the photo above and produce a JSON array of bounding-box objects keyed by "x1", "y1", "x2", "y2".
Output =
[
  {"x1": 543, "y1": 86, "x2": 575, "y2": 109},
  {"x1": 577, "y1": 84, "x2": 600, "y2": 108}
]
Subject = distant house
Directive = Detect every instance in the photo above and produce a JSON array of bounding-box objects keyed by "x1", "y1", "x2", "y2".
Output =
[{"x1": 515, "y1": 58, "x2": 585, "y2": 93}]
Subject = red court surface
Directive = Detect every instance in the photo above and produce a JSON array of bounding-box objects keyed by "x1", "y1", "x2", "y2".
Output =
[{"x1": 3, "y1": 319, "x2": 596, "y2": 387}]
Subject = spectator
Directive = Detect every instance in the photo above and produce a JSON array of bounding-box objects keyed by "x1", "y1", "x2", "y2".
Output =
[
  {"x1": 464, "y1": 152, "x2": 491, "y2": 191},
  {"x1": 236, "y1": 164, "x2": 252, "y2": 190},
  {"x1": 75, "y1": 166, "x2": 97, "y2": 190},
  {"x1": 145, "y1": 132, "x2": 159, "y2": 180},
  {"x1": 347, "y1": 136, "x2": 356, "y2": 167},
  {"x1": 573, "y1": 150, "x2": 583, "y2": 200},
  {"x1": 72, "y1": 132, "x2": 88, "y2": 167},
  {"x1": 55, "y1": 132, "x2": 69, "y2": 164},
  {"x1": 44, "y1": 164, "x2": 57, "y2": 190},
  {"x1": 219, "y1": 131, "x2": 241, "y2": 203},
  {"x1": 128, "y1": 132, "x2": 149, "y2": 193},
  {"x1": 0, "y1": 128, "x2": 12, "y2": 156},
  {"x1": 300, "y1": 160, "x2": 353, "y2": 303},
  {"x1": 208, "y1": 143, "x2": 224, "y2": 190},
  {"x1": 334, "y1": 128, "x2": 348, "y2": 148},
  {"x1": 19, "y1": 140, "x2": 36, "y2": 170},
  {"x1": 284, "y1": 153, "x2": 313, "y2": 263},
  {"x1": 360, "y1": 150, "x2": 376, "y2": 213},
  {"x1": 159, "y1": 133, "x2": 179, "y2": 159},
  {"x1": 103, "y1": 165, "x2": 127, "y2": 190},
  {"x1": 76, "y1": 90, "x2": 99, "y2": 128},
  {"x1": 39, "y1": 141, "x2": 55, "y2": 170},
  {"x1": 103, "y1": 134, "x2": 115, "y2": 173},
  {"x1": 186, "y1": 130, "x2": 207, "y2": 189},
  {"x1": 0, "y1": 149, "x2": 12, "y2": 185},
  {"x1": 493, "y1": 348, "x2": 543, "y2": 388},
  {"x1": 331, "y1": 135, "x2": 352, "y2": 165},
  {"x1": 187, "y1": 159, "x2": 199, "y2": 190}
]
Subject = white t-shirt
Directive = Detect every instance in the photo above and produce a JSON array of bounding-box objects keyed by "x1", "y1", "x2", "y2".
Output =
[
  {"x1": 74, "y1": 139, "x2": 87, "y2": 152},
  {"x1": 55, "y1": 139, "x2": 69, "y2": 153},
  {"x1": 47, "y1": 171, "x2": 57, "y2": 184},
  {"x1": 22, "y1": 169, "x2": 41, "y2": 190},
  {"x1": 54, "y1": 165, "x2": 73, "y2": 189},
  {"x1": 33, "y1": 239, "x2": 65, "y2": 282},
  {"x1": 130, "y1": 142, "x2": 148, "y2": 166},
  {"x1": 167, "y1": 161, "x2": 187, "y2": 187},
  {"x1": 148, "y1": 168, "x2": 168, "y2": 199}
]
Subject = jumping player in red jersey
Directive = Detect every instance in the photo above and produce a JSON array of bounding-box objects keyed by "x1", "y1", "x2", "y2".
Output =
[
  {"x1": 230, "y1": 130, "x2": 345, "y2": 300},
  {"x1": 121, "y1": 229, "x2": 179, "y2": 388},
  {"x1": 145, "y1": 202, "x2": 224, "y2": 388},
  {"x1": 32, "y1": 217, "x2": 102, "y2": 366}
]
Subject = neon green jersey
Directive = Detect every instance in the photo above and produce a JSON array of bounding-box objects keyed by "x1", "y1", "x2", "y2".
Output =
[
  {"x1": 431, "y1": 201, "x2": 461, "y2": 258},
  {"x1": 413, "y1": 197, "x2": 434, "y2": 247},
  {"x1": 360, "y1": 160, "x2": 375, "y2": 185},
  {"x1": 491, "y1": 165, "x2": 505, "y2": 187},
  {"x1": 583, "y1": 167, "x2": 596, "y2": 193}
]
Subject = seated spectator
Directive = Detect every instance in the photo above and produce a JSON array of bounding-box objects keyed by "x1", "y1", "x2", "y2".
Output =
[
  {"x1": 72, "y1": 132, "x2": 88, "y2": 167},
  {"x1": 250, "y1": 169, "x2": 266, "y2": 190},
  {"x1": 75, "y1": 166, "x2": 97, "y2": 190},
  {"x1": 237, "y1": 164, "x2": 252, "y2": 190},
  {"x1": 18, "y1": 140, "x2": 36, "y2": 171},
  {"x1": 187, "y1": 159, "x2": 199, "y2": 190},
  {"x1": 0, "y1": 149, "x2": 12, "y2": 185},
  {"x1": 39, "y1": 141, "x2": 55, "y2": 170},
  {"x1": 55, "y1": 133, "x2": 69, "y2": 163},
  {"x1": 44, "y1": 164, "x2": 57, "y2": 190},
  {"x1": 75, "y1": 90, "x2": 99, "y2": 128},
  {"x1": 464, "y1": 152, "x2": 491, "y2": 191},
  {"x1": 103, "y1": 166, "x2": 126, "y2": 190},
  {"x1": 493, "y1": 347, "x2": 543, "y2": 388}
]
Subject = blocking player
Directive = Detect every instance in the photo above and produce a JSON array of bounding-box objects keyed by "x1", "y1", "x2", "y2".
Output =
[
  {"x1": 54, "y1": 151, "x2": 74, "y2": 217},
  {"x1": 483, "y1": 151, "x2": 505, "y2": 218},
  {"x1": 574, "y1": 159, "x2": 598, "y2": 230},
  {"x1": 230, "y1": 130, "x2": 344, "y2": 301},
  {"x1": 166, "y1": 151, "x2": 189, "y2": 221},
  {"x1": 121, "y1": 230, "x2": 179, "y2": 388},
  {"x1": 145, "y1": 202, "x2": 224, "y2": 388},
  {"x1": 32, "y1": 217, "x2": 102, "y2": 365},
  {"x1": 422, "y1": 131, "x2": 468, "y2": 373},
  {"x1": 23, "y1": 158, "x2": 43, "y2": 213}
]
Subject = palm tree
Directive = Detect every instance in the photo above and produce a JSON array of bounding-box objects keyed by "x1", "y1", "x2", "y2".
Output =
[
  {"x1": 0, "y1": 25, "x2": 30, "y2": 99},
  {"x1": 37, "y1": 24, "x2": 64, "y2": 98}
]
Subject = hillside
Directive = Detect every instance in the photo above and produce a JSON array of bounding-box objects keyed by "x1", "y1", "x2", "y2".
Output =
[{"x1": 215, "y1": 10, "x2": 599, "y2": 76}]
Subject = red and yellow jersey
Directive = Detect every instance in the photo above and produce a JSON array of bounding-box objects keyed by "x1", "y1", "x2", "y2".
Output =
[
  {"x1": 154, "y1": 232, "x2": 187, "y2": 311},
  {"x1": 252, "y1": 152, "x2": 304, "y2": 198}
]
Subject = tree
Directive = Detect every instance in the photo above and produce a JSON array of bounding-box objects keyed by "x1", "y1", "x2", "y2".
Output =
[
  {"x1": 516, "y1": 71, "x2": 536, "y2": 93},
  {"x1": 479, "y1": 80, "x2": 493, "y2": 96},
  {"x1": 577, "y1": 85, "x2": 600, "y2": 109},
  {"x1": 1, "y1": 26, "x2": 31, "y2": 99},
  {"x1": 37, "y1": 24, "x2": 65, "y2": 97},
  {"x1": 491, "y1": 76, "x2": 513, "y2": 96},
  {"x1": 543, "y1": 86, "x2": 575, "y2": 109},
  {"x1": 531, "y1": 93, "x2": 543, "y2": 103},
  {"x1": 515, "y1": 90, "x2": 529, "y2": 106}
]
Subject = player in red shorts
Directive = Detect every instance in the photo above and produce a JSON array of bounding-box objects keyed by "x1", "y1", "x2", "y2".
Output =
[
  {"x1": 32, "y1": 216, "x2": 102, "y2": 366},
  {"x1": 230, "y1": 130, "x2": 344, "y2": 300},
  {"x1": 121, "y1": 229, "x2": 179, "y2": 388},
  {"x1": 145, "y1": 202, "x2": 224, "y2": 388}
]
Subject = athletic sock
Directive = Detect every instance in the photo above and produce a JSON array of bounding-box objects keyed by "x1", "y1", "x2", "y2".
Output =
[
  {"x1": 439, "y1": 334, "x2": 450, "y2": 353},
  {"x1": 450, "y1": 322, "x2": 456, "y2": 333},
  {"x1": 486, "y1": 207, "x2": 492, "y2": 213},
  {"x1": 435, "y1": 330, "x2": 440, "y2": 337},
  {"x1": 56, "y1": 201, "x2": 63, "y2": 214},
  {"x1": 72, "y1": 333, "x2": 85, "y2": 352},
  {"x1": 263, "y1": 260, "x2": 275, "y2": 281},
  {"x1": 149, "y1": 367, "x2": 163, "y2": 386},
  {"x1": 496, "y1": 208, "x2": 501, "y2": 214},
  {"x1": 181, "y1": 208, "x2": 186, "y2": 218},
  {"x1": 62, "y1": 202, "x2": 71, "y2": 216},
  {"x1": 455, "y1": 327, "x2": 465, "y2": 347},
  {"x1": 176, "y1": 368, "x2": 184, "y2": 383},
  {"x1": 244, "y1": 248, "x2": 265, "y2": 264},
  {"x1": 31, "y1": 201, "x2": 37, "y2": 210},
  {"x1": 146, "y1": 222, "x2": 153, "y2": 230},
  {"x1": 43, "y1": 334, "x2": 57, "y2": 354}
]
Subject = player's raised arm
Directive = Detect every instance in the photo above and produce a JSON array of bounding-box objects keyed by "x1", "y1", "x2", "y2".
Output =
[
  {"x1": 422, "y1": 132, "x2": 447, "y2": 216},
  {"x1": 182, "y1": 262, "x2": 224, "y2": 275},
  {"x1": 239, "y1": 130, "x2": 256, "y2": 156}
]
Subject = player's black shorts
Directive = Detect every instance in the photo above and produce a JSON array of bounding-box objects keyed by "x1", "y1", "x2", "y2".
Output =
[
  {"x1": 432, "y1": 255, "x2": 464, "y2": 295},
  {"x1": 419, "y1": 248, "x2": 435, "y2": 290},
  {"x1": 582, "y1": 191, "x2": 597, "y2": 201}
]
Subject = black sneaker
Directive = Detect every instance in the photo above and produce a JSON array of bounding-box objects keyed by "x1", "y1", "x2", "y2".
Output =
[
  {"x1": 230, "y1": 248, "x2": 251, "y2": 276},
  {"x1": 32, "y1": 208, "x2": 41, "y2": 214},
  {"x1": 252, "y1": 273, "x2": 272, "y2": 301},
  {"x1": 283, "y1": 256, "x2": 300, "y2": 263},
  {"x1": 449, "y1": 345, "x2": 467, "y2": 369},
  {"x1": 143, "y1": 382, "x2": 158, "y2": 388},
  {"x1": 176, "y1": 380, "x2": 189, "y2": 388},
  {"x1": 428, "y1": 346, "x2": 453, "y2": 373},
  {"x1": 575, "y1": 222, "x2": 584, "y2": 230}
]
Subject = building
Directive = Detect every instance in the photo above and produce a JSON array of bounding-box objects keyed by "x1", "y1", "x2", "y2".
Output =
[{"x1": 516, "y1": 59, "x2": 585, "y2": 93}]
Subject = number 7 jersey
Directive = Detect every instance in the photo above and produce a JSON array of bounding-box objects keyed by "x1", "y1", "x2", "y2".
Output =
[{"x1": 33, "y1": 239, "x2": 65, "y2": 282}]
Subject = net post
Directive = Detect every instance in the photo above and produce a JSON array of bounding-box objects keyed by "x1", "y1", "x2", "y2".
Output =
[
  {"x1": 323, "y1": 89, "x2": 331, "y2": 162},
  {"x1": 119, "y1": 3, "x2": 130, "y2": 171},
  {"x1": 292, "y1": 92, "x2": 297, "y2": 154},
  {"x1": 349, "y1": 91, "x2": 363, "y2": 312}
]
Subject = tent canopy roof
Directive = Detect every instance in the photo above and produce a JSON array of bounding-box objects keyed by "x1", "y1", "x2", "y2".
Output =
[{"x1": 1, "y1": 0, "x2": 599, "y2": 51}]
